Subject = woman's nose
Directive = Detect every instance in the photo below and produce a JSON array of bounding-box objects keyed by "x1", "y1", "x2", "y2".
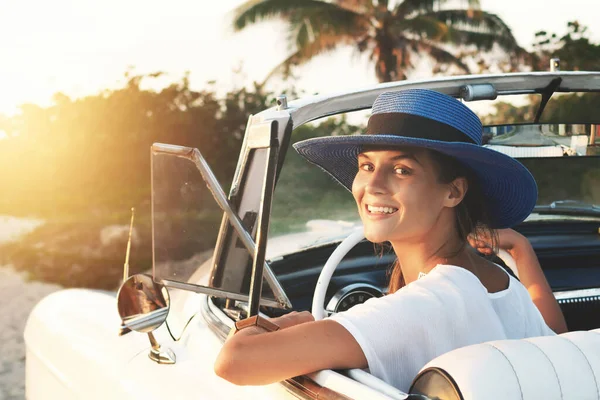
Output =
[{"x1": 364, "y1": 169, "x2": 388, "y2": 195}]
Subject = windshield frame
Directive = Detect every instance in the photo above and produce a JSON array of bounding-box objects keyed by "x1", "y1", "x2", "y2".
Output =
[{"x1": 211, "y1": 72, "x2": 600, "y2": 304}]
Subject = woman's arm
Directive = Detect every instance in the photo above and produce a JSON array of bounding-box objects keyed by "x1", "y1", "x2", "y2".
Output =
[
  {"x1": 470, "y1": 229, "x2": 568, "y2": 334},
  {"x1": 214, "y1": 311, "x2": 367, "y2": 385}
]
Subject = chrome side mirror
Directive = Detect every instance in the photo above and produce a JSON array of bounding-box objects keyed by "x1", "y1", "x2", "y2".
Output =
[
  {"x1": 116, "y1": 273, "x2": 176, "y2": 364},
  {"x1": 117, "y1": 273, "x2": 170, "y2": 333},
  {"x1": 117, "y1": 208, "x2": 175, "y2": 364}
]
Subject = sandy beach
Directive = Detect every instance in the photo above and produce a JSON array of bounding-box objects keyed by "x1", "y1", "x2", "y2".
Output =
[{"x1": 0, "y1": 217, "x2": 61, "y2": 400}]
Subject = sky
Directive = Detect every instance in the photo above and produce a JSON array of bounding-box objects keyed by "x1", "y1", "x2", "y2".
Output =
[{"x1": 1, "y1": 0, "x2": 599, "y2": 115}]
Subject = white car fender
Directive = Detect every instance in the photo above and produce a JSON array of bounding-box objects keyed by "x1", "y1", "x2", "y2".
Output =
[{"x1": 24, "y1": 289, "x2": 296, "y2": 399}]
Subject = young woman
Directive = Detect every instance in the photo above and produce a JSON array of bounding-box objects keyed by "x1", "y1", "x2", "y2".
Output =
[{"x1": 214, "y1": 89, "x2": 566, "y2": 391}]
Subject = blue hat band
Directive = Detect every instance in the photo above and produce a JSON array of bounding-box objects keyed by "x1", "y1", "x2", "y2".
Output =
[{"x1": 367, "y1": 113, "x2": 478, "y2": 144}]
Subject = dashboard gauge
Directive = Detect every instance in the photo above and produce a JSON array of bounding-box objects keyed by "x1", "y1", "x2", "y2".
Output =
[{"x1": 326, "y1": 283, "x2": 384, "y2": 313}]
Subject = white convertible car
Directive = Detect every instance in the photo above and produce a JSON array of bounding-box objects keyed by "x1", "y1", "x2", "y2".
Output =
[{"x1": 25, "y1": 71, "x2": 600, "y2": 399}]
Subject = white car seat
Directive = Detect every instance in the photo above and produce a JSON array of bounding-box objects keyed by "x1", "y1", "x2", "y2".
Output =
[{"x1": 409, "y1": 329, "x2": 600, "y2": 400}]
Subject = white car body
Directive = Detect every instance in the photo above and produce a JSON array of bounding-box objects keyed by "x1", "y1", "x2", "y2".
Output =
[{"x1": 25, "y1": 72, "x2": 600, "y2": 400}]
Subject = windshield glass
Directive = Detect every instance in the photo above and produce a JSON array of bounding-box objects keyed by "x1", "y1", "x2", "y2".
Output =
[
  {"x1": 267, "y1": 120, "x2": 600, "y2": 260},
  {"x1": 267, "y1": 119, "x2": 362, "y2": 260},
  {"x1": 152, "y1": 151, "x2": 222, "y2": 285},
  {"x1": 152, "y1": 148, "x2": 280, "y2": 308}
]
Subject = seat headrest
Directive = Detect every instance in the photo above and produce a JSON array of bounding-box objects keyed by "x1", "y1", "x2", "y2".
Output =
[{"x1": 410, "y1": 329, "x2": 600, "y2": 400}]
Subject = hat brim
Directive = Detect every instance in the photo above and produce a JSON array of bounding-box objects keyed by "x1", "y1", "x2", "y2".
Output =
[{"x1": 293, "y1": 135, "x2": 538, "y2": 229}]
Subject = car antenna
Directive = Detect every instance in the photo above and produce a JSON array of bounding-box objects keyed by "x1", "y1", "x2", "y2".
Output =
[{"x1": 123, "y1": 207, "x2": 135, "y2": 283}]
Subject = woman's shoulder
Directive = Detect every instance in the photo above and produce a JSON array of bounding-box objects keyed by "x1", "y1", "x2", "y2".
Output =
[
  {"x1": 427, "y1": 263, "x2": 521, "y2": 298},
  {"x1": 418, "y1": 264, "x2": 490, "y2": 294},
  {"x1": 386, "y1": 265, "x2": 490, "y2": 306}
]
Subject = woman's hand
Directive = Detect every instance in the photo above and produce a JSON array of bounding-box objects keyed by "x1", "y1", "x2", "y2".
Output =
[
  {"x1": 226, "y1": 311, "x2": 314, "y2": 340},
  {"x1": 468, "y1": 228, "x2": 530, "y2": 258},
  {"x1": 271, "y1": 311, "x2": 315, "y2": 330}
]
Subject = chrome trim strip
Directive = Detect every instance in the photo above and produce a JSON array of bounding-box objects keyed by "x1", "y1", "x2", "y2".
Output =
[
  {"x1": 248, "y1": 125, "x2": 279, "y2": 316},
  {"x1": 151, "y1": 143, "x2": 292, "y2": 309},
  {"x1": 164, "y1": 280, "x2": 281, "y2": 308},
  {"x1": 326, "y1": 283, "x2": 384, "y2": 313},
  {"x1": 554, "y1": 288, "x2": 600, "y2": 301},
  {"x1": 558, "y1": 297, "x2": 600, "y2": 304},
  {"x1": 202, "y1": 295, "x2": 231, "y2": 342},
  {"x1": 255, "y1": 72, "x2": 600, "y2": 129}
]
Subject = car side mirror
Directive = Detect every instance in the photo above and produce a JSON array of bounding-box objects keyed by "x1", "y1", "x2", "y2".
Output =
[
  {"x1": 115, "y1": 208, "x2": 175, "y2": 364},
  {"x1": 117, "y1": 273, "x2": 170, "y2": 334},
  {"x1": 116, "y1": 273, "x2": 176, "y2": 364}
]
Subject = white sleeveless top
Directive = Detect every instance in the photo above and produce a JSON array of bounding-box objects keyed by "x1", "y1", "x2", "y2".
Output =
[{"x1": 328, "y1": 264, "x2": 555, "y2": 392}]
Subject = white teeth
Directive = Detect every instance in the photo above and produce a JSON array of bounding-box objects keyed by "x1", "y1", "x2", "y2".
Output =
[{"x1": 367, "y1": 205, "x2": 398, "y2": 214}]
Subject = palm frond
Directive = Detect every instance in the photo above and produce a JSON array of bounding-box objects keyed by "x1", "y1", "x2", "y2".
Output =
[
  {"x1": 447, "y1": 28, "x2": 528, "y2": 55},
  {"x1": 418, "y1": 9, "x2": 528, "y2": 56},
  {"x1": 410, "y1": 39, "x2": 470, "y2": 73},
  {"x1": 335, "y1": 0, "x2": 376, "y2": 14},
  {"x1": 377, "y1": 0, "x2": 390, "y2": 9},
  {"x1": 397, "y1": 15, "x2": 448, "y2": 40},
  {"x1": 262, "y1": 32, "x2": 356, "y2": 83},
  {"x1": 287, "y1": 6, "x2": 369, "y2": 49},
  {"x1": 394, "y1": 0, "x2": 480, "y2": 18},
  {"x1": 233, "y1": 0, "x2": 366, "y2": 31}
]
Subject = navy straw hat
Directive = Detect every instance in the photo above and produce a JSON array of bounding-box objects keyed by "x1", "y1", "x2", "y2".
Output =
[{"x1": 293, "y1": 89, "x2": 538, "y2": 229}]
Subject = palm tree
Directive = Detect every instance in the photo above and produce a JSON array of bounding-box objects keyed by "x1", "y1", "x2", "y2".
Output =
[{"x1": 233, "y1": 0, "x2": 526, "y2": 83}]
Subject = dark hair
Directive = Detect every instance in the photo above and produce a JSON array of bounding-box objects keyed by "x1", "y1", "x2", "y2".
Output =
[{"x1": 387, "y1": 149, "x2": 498, "y2": 293}]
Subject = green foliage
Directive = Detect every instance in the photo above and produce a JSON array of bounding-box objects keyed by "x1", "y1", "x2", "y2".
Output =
[
  {"x1": 541, "y1": 93, "x2": 600, "y2": 123},
  {"x1": 0, "y1": 216, "x2": 151, "y2": 290},
  {"x1": 0, "y1": 73, "x2": 271, "y2": 217},
  {"x1": 482, "y1": 22, "x2": 600, "y2": 125},
  {"x1": 270, "y1": 119, "x2": 361, "y2": 236},
  {"x1": 0, "y1": 73, "x2": 275, "y2": 288},
  {"x1": 481, "y1": 92, "x2": 600, "y2": 126},
  {"x1": 0, "y1": 77, "x2": 362, "y2": 288},
  {"x1": 532, "y1": 21, "x2": 600, "y2": 71},
  {"x1": 481, "y1": 97, "x2": 538, "y2": 125}
]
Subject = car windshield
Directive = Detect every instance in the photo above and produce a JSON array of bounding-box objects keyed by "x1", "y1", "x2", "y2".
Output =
[{"x1": 267, "y1": 116, "x2": 600, "y2": 260}]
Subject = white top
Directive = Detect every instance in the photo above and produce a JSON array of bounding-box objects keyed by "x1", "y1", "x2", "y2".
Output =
[{"x1": 329, "y1": 264, "x2": 556, "y2": 392}]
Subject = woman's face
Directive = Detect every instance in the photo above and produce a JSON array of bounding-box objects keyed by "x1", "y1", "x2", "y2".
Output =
[{"x1": 352, "y1": 148, "x2": 458, "y2": 244}]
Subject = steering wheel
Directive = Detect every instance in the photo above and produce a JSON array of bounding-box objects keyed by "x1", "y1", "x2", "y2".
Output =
[
  {"x1": 312, "y1": 229, "x2": 365, "y2": 320},
  {"x1": 312, "y1": 229, "x2": 519, "y2": 321}
]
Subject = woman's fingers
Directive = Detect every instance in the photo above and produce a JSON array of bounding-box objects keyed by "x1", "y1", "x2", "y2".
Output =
[
  {"x1": 471, "y1": 239, "x2": 489, "y2": 248},
  {"x1": 478, "y1": 247, "x2": 494, "y2": 256},
  {"x1": 468, "y1": 234, "x2": 497, "y2": 256},
  {"x1": 468, "y1": 236, "x2": 491, "y2": 249},
  {"x1": 272, "y1": 310, "x2": 315, "y2": 329}
]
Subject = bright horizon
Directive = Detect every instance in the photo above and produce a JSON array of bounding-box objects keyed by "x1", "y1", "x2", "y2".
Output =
[{"x1": 1, "y1": 0, "x2": 599, "y2": 116}]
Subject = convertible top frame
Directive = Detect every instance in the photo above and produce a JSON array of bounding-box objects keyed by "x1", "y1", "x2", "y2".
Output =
[{"x1": 278, "y1": 72, "x2": 600, "y2": 128}]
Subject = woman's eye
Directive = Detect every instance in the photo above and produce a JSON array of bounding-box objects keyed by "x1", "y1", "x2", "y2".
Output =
[
  {"x1": 394, "y1": 167, "x2": 410, "y2": 175},
  {"x1": 359, "y1": 163, "x2": 374, "y2": 171}
]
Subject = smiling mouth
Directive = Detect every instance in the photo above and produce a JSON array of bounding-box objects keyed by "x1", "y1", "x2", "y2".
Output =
[{"x1": 366, "y1": 204, "x2": 399, "y2": 215}]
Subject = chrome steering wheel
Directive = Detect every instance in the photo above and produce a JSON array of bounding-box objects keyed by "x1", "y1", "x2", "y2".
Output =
[
  {"x1": 312, "y1": 229, "x2": 365, "y2": 320},
  {"x1": 311, "y1": 230, "x2": 519, "y2": 321}
]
